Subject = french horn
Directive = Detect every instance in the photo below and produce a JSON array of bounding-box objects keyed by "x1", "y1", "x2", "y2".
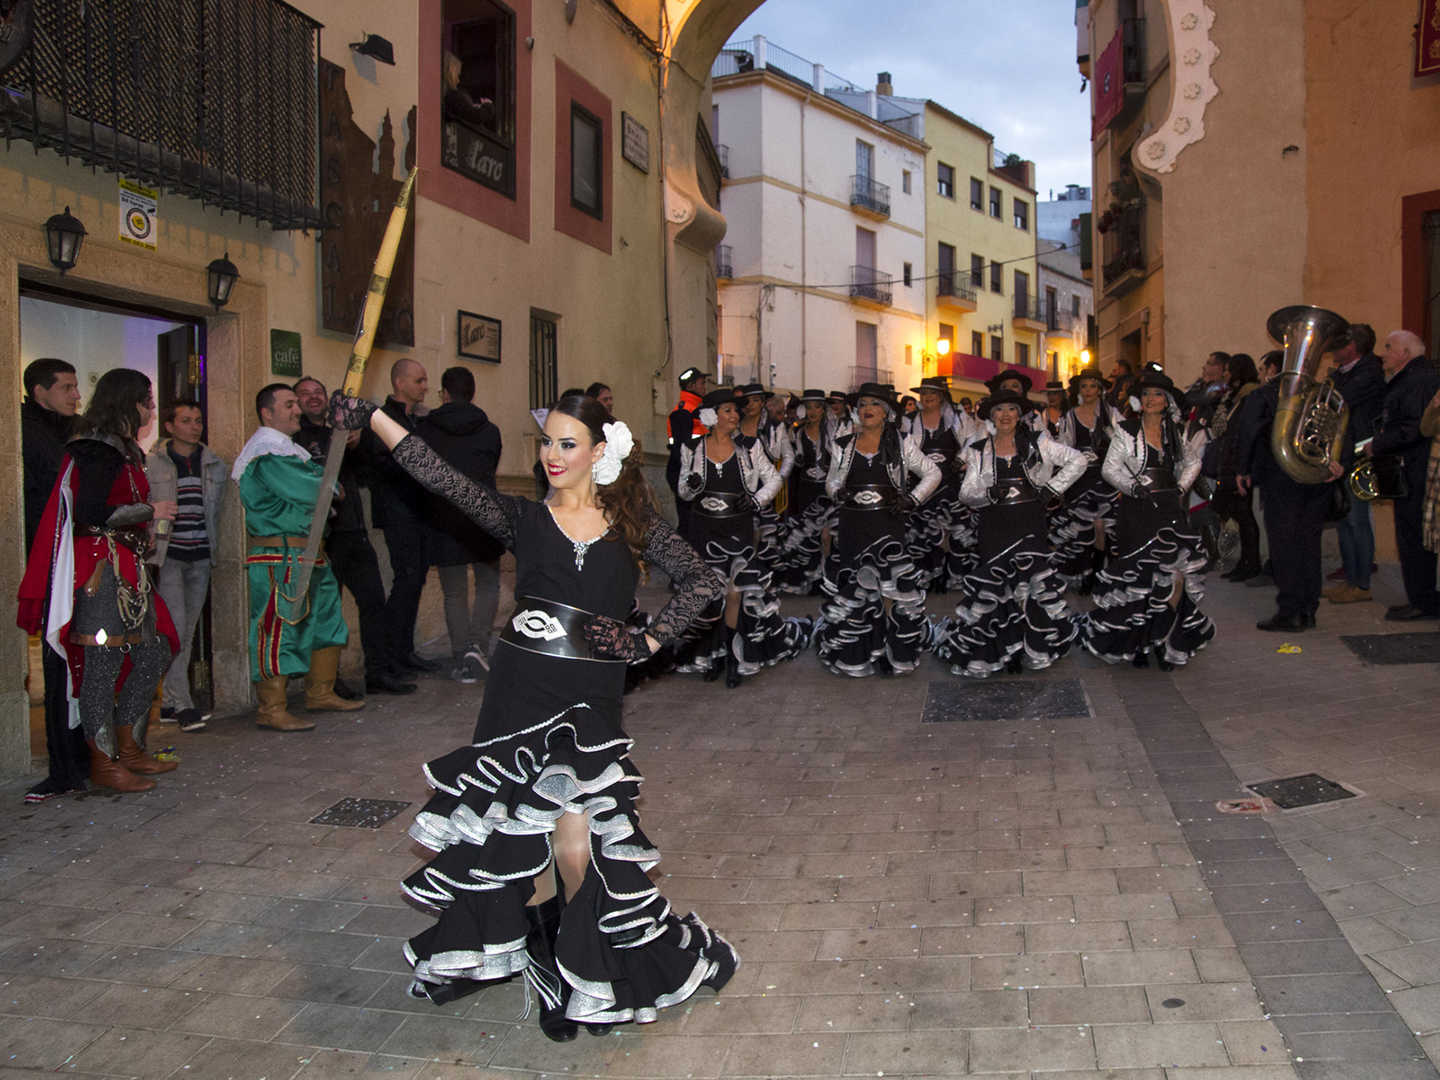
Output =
[{"x1": 1267, "y1": 305, "x2": 1350, "y2": 485}]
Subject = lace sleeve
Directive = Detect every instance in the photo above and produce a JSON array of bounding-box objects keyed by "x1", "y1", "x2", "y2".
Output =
[
  {"x1": 391, "y1": 433, "x2": 524, "y2": 549},
  {"x1": 639, "y1": 515, "x2": 724, "y2": 646}
]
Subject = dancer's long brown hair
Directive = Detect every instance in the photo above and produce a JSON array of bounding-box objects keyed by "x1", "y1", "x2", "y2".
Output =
[{"x1": 550, "y1": 393, "x2": 657, "y2": 562}]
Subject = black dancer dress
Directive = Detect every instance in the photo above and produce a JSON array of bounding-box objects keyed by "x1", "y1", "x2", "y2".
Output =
[
  {"x1": 777, "y1": 427, "x2": 834, "y2": 595},
  {"x1": 1050, "y1": 411, "x2": 1119, "y2": 587},
  {"x1": 935, "y1": 450, "x2": 1076, "y2": 677},
  {"x1": 814, "y1": 446, "x2": 930, "y2": 677},
  {"x1": 678, "y1": 452, "x2": 807, "y2": 677},
  {"x1": 905, "y1": 421, "x2": 963, "y2": 591},
  {"x1": 1081, "y1": 440, "x2": 1214, "y2": 665},
  {"x1": 386, "y1": 435, "x2": 737, "y2": 1025}
]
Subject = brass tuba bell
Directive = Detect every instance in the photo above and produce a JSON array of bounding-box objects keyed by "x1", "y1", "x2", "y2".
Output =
[{"x1": 1267, "y1": 305, "x2": 1350, "y2": 485}]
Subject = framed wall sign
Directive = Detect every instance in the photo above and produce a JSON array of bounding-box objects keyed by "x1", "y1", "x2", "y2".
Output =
[
  {"x1": 457, "y1": 310, "x2": 501, "y2": 363},
  {"x1": 270, "y1": 329, "x2": 302, "y2": 377},
  {"x1": 621, "y1": 112, "x2": 649, "y2": 173}
]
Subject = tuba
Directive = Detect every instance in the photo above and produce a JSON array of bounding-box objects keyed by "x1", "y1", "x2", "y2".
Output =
[{"x1": 1267, "y1": 305, "x2": 1350, "y2": 484}]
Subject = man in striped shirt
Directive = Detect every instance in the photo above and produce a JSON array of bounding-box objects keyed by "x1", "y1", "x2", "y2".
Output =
[{"x1": 145, "y1": 400, "x2": 229, "y2": 732}]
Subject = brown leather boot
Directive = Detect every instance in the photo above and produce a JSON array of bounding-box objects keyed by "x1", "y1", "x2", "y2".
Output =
[
  {"x1": 87, "y1": 739, "x2": 156, "y2": 793},
  {"x1": 256, "y1": 676, "x2": 315, "y2": 732},
  {"x1": 305, "y1": 647, "x2": 365, "y2": 712},
  {"x1": 115, "y1": 724, "x2": 178, "y2": 774}
]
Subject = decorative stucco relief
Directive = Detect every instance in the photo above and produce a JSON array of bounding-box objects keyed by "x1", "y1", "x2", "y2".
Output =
[{"x1": 1134, "y1": 0, "x2": 1219, "y2": 176}]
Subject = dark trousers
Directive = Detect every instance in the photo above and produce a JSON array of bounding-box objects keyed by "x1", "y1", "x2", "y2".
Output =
[
  {"x1": 42, "y1": 641, "x2": 88, "y2": 790},
  {"x1": 668, "y1": 481, "x2": 692, "y2": 539},
  {"x1": 1394, "y1": 490, "x2": 1440, "y2": 613},
  {"x1": 1213, "y1": 484, "x2": 1260, "y2": 570},
  {"x1": 1260, "y1": 475, "x2": 1331, "y2": 618},
  {"x1": 326, "y1": 529, "x2": 391, "y2": 674},
  {"x1": 381, "y1": 522, "x2": 430, "y2": 658}
]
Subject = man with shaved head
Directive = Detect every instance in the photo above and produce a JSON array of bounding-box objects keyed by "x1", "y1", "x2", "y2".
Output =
[
  {"x1": 369, "y1": 359, "x2": 442, "y2": 672},
  {"x1": 1369, "y1": 329, "x2": 1440, "y2": 620}
]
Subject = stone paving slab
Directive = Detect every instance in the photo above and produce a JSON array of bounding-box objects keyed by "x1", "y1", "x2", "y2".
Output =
[{"x1": 0, "y1": 569, "x2": 1433, "y2": 1078}]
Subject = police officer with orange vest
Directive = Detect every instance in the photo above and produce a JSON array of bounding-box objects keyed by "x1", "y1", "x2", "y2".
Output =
[{"x1": 667, "y1": 366, "x2": 711, "y2": 536}]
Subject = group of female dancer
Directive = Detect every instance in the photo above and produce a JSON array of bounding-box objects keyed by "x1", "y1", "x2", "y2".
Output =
[
  {"x1": 668, "y1": 364, "x2": 1214, "y2": 683},
  {"x1": 321, "y1": 363, "x2": 1215, "y2": 1044}
]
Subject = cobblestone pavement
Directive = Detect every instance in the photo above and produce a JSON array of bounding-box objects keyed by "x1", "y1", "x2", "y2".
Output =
[{"x1": 2, "y1": 562, "x2": 1438, "y2": 1080}]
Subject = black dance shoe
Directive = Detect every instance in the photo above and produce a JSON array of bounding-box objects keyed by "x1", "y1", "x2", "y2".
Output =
[
  {"x1": 1131, "y1": 652, "x2": 1150, "y2": 669},
  {"x1": 702, "y1": 662, "x2": 721, "y2": 683},
  {"x1": 1256, "y1": 613, "x2": 1307, "y2": 632},
  {"x1": 1152, "y1": 647, "x2": 1174, "y2": 672},
  {"x1": 524, "y1": 898, "x2": 578, "y2": 1043},
  {"x1": 1005, "y1": 654, "x2": 1024, "y2": 675},
  {"x1": 724, "y1": 632, "x2": 742, "y2": 689}
]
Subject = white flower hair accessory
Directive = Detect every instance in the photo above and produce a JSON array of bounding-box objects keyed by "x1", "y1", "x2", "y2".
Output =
[
  {"x1": 698, "y1": 408, "x2": 719, "y2": 429},
  {"x1": 592, "y1": 419, "x2": 634, "y2": 486}
]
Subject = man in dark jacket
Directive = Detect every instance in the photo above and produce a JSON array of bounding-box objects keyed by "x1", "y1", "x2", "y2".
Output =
[
  {"x1": 370, "y1": 359, "x2": 442, "y2": 672},
  {"x1": 20, "y1": 358, "x2": 88, "y2": 802},
  {"x1": 666, "y1": 366, "x2": 710, "y2": 535},
  {"x1": 1369, "y1": 330, "x2": 1440, "y2": 620},
  {"x1": 1234, "y1": 351, "x2": 1337, "y2": 632},
  {"x1": 292, "y1": 377, "x2": 415, "y2": 695},
  {"x1": 416, "y1": 367, "x2": 503, "y2": 683},
  {"x1": 1326, "y1": 324, "x2": 1385, "y2": 602}
]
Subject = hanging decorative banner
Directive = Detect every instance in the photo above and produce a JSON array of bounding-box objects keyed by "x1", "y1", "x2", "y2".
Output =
[
  {"x1": 118, "y1": 178, "x2": 158, "y2": 250},
  {"x1": 1091, "y1": 29, "x2": 1123, "y2": 136},
  {"x1": 1418, "y1": 0, "x2": 1440, "y2": 78}
]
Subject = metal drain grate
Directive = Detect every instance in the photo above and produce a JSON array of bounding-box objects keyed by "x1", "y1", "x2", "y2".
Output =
[
  {"x1": 1340, "y1": 633, "x2": 1440, "y2": 666},
  {"x1": 1245, "y1": 773, "x2": 1358, "y2": 810},
  {"x1": 309, "y1": 797, "x2": 412, "y2": 828},
  {"x1": 922, "y1": 679, "x2": 1090, "y2": 724}
]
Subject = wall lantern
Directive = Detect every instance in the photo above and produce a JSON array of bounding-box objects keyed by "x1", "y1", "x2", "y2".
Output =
[
  {"x1": 936, "y1": 339, "x2": 951, "y2": 356},
  {"x1": 207, "y1": 252, "x2": 240, "y2": 309},
  {"x1": 349, "y1": 33, "x2": 396, "y2": 65},
  {"x1": 44, "y1": 206, "x2": 87, "y2": 274}
]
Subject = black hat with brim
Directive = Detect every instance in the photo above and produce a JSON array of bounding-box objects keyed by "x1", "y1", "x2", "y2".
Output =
[
  {"x1": 1068, "y1": 365, "x2": 1111, "y2": 390},
  {"x1": 985, "y1": 368, "x2": 1034, "y2": 394},
  {"x1": 799, "y1": 388, "x2": 827, "y2": 403},
  {"x1": 1134, "y1": 370, "x2": 1182, "y2": 404},
  {"x1": 853, "y1": 381, "x2": 898, "y2": 406},
  {"x1": 979, "y1": 388, "x2": 1036, "y2": 421},
  {"x1": 1045, "y1": 381, "x2": 1065, "y2": 393},
  {"x1": 679, "y1": 366, "x2": 711, "y2": 387},
  {"x1": 827, "y1": 390, "x2": 849, "y2": 402},
  {"x1": 910, "y1": 376, "x2": 954, "y2": 400},
  {"x1": 738, "y1": 382, "x2": 773, "y2": 399},
  {"x1": 700, "y1": 387, "x2": 742, "y2": 410}
]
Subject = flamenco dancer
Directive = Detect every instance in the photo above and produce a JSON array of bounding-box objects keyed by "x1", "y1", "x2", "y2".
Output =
[
  {"x1": 776, "y1": 389, "x2": 835, "y2": 595},
  {"x1": 735, "y1": 382, "x2": 794, "y2": 573},
  {"x1": 330, "y1": 391, "x2": 737, "y2": 1036},
  {"x1": 934, "y1": 389, "x2": 1085, "y2": 677},
  {"x1": 984, "y1": 368, "x2": 1046, "y2": 433},
  {"x1": 1080, "y1": 370, "x2": 1215, "y2": 670},
  {"x1": 900, "y1": 376, "x2": 972, "y2": 593},
  {"x1": 676, "y1": 389, "x2": 808, "y2": 687},
  {"x1": 1051, "y1": 367, "x2": 1120, "y2": 594},
  {"x1": 814, "y1": 383, "x2": 940, "y2": 677},
  {"x1": 18, "y1": 370, "x2": 179, "y2": 793}
]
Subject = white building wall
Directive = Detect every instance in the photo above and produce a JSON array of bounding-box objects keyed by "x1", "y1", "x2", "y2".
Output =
[{"x1": 715, "y1": 70, "x2": 927, "y2": 395}]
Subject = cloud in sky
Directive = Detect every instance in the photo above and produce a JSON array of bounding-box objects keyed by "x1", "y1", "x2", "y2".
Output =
[{"x1": 730, "y1": 0, "x2": 1093, "y2": 199}]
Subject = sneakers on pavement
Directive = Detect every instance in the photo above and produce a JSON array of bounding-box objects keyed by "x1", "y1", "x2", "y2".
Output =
[
  {"x1": 451, "y1": 655, "x2": 485, "y2": 684},
  {"x1": 1325, "y1": 584, "x2": 1372, "y2": 604},
  {"x1": 464, "y1": 643, "x2": 491, "y2": 673},
  {"x1": 176, "y1": 708, "x2": 207, "y2": 732},
  {"x1": 159, "y1": 707, "x2": 178, "y2": 723}
]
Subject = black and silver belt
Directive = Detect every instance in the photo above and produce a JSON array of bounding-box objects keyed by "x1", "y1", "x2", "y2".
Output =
[
  {"x1": 692, "y1": 490, "x2": 750, "y2": 519},
  {"x1": 993, "y1": 483, "x2": 1042, "y2": 506},
  {"x1": 844, "y1": 484, "x2": 897, "y2": 511},
  {"x1": 1139, "y1": 466, "x2": 1179, "y2": 495},
  {"x1": 499, "y1": 596, "x2": 624, "y2": 664}
]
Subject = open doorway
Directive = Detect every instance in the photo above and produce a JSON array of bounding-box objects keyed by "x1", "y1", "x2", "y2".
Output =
[{"x1": 18, "y1": 286, "x2": 213, "y2": 750}]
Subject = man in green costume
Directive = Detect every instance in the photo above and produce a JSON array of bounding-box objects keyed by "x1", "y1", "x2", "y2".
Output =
[{"x1": 233, "y1": 383, "x2": 364, "y2": 731}]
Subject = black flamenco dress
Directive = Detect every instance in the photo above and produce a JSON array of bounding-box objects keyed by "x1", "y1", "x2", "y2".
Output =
[
  {"x1": 1080, "y1": 442, "x2": 1215, "y2": 665},
  {"x1": 905, "y1": 422, "x2": 963, "y2": 591},
  {"x1": 387, "y1": 435, "x2": 737, "y2": 1025},
  {"x1": 1050, "y1": 415, "x2": 1118, "y2": 585},
  {"x1": 935, "y1": 451, "x2": 1075, "y2": 677},
  {"x1": 814, "y1": 449, "x2": 929, "y2": 677},
  {"x1": 678, "y1": 452, "x2": 807, "y2": 677},
  {"x1": 777, "y1": 427, "x2": 834, "y2": 595}
]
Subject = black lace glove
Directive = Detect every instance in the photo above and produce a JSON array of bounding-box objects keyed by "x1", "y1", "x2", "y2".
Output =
[
  {"x1": 892, "y1": 491, "x2": 919, "y2": 515},
  {"x1": 329, "y1": 389, "x2": 378, "y2": 431},
  {"x1": 584, "y1": 613, "x2": 655, "y2": 662},
  {"x1": 1043, "y1": 486, "x2": 1064, "y2": 512},
  {"x1": 738, "y1": 490, "x2": 758, "y2": 513}
]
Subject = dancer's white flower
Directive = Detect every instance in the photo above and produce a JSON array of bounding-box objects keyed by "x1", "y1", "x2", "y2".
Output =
[{"x1": 592, "y1": 419, "x2": 634, "y2": 485}]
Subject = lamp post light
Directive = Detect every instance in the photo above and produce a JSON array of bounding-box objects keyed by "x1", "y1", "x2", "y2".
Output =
[
  {"x1": 206, "y1": 252, "x2": 240, "y2": 309},
  {"x1": 44, "y1": 206, "x2": 87, "y2": 274}
]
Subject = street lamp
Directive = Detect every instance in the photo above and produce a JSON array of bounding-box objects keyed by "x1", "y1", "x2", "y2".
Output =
[
  {"x1": 1080, "y1": 349, "x2": 1092, "y2": 366},
  {"x1": 206, "y1": 252, "x2": 240, "y2": 309},
  {"x1": 936, "y1": 338, "x2": 951, "y2": 356},
  {"x1": 44, "y1": 206, "x2": 87, "y2": 274}
]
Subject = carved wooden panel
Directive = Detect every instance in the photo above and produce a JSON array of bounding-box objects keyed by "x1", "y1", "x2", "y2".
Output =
[{"x1": 319, "y1": 59, "x2": 416, "y2": 346}]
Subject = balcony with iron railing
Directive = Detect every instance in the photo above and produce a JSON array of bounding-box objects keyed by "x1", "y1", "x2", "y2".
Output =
[
  {"x1": 849, "y1": 366, "x2": 894, "y2": 391},
  {"x1": 1012, "y1": 295, "x2": 1049, "y2": 331},
  {"x1": 850, "y1": 174, "x2": 890, "y2": 218},
  {"x1": 1101, "y1": 205, "x2": 1146, "y2": 295},
  {"x1": 850, "y1": 265, "x2": 893, "y2": 306},
  {"x1": 715, "y1": 244, "x2": 734, "y2": 279},
  {"x1": 1, "y1": 0, "x2": 323, "y2": 231},
  {"x1": 717, "y1": 144, "x2": 730, "y2": 179},
  {"x1": 936, "y1": 272, "x2": 978, "y2": 313}
]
